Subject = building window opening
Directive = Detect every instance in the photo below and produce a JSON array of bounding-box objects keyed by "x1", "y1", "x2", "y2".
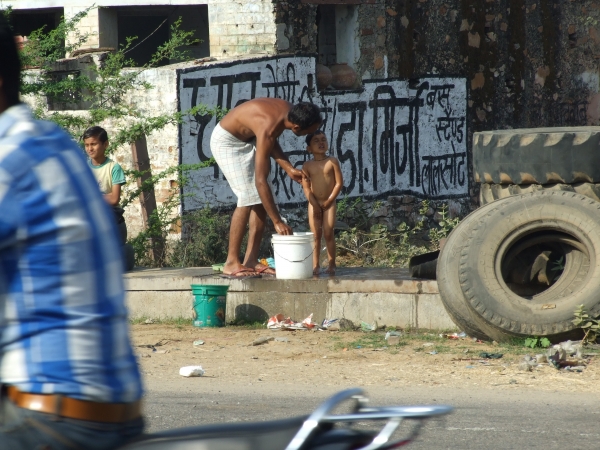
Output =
[
  {"x1": 10, "y1": 8, "x2": 65, "y2": 61},
  {"x1": 316, "y1": 4, "x2": 359, "y2": 90},
  {"x1": 100, "y1": 5, "x2": 210, "y2": 67}
]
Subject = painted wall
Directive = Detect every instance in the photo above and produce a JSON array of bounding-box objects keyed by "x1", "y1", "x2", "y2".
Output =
[{"x1": 178, "y1": 55, "x2": 467, "y2": 212}]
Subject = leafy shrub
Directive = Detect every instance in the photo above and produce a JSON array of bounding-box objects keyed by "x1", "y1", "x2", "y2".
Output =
[{"x1": 169, "y1": 207, "x2": 233, "y2": 267}]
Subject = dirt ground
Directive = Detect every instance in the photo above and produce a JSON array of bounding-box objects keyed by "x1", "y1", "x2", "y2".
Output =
[{"x1": 131, "y1": 324, "x2": 600, "y2": 393}]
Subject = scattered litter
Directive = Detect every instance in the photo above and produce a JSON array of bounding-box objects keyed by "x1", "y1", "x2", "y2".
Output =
[
  {"x1": 360, "y1": 321, "x2": 378, "y2": 332},
  {"x1": 465, "y1": 365, "x2": 474, "y2": 369},
  {"x1": 535, "y1": 354, "x2": 547, "y2": 364},
  {"x1": 193, "y1": 340, "x2": 205, "y2": 347},
  {"x1": 267, "y1": 313, "x2": 315, "y2": 330},
  {"x1": 423, "y1": 343, "x2": 435, "y2": 347},
  {"x1": 563, "y1": 366, "x2": 585, "y2": 372},
  {"x1": 547, "y1": 340, "x2": 586, "y2": 370},
  {"x1": 385, "y1": 331, "x2": 402, "y2": 339},
  {"x1": 440, "y1": 331, "x2": 467, "y2": 340},
  {"x1": 428, "y1": 351, "x2": 438, "y2": 355},
  {"x1": 144, "y1": 318, "x2": 155, "y2": 324},
  {"x1": 152, "y1": 349, "x2": 170, "y2": 354},
  {"x1": 356, "y1": 345, "x2": 362, "y2": 349},
  {"x1": 259, "y1": 257, "x2": 276, "y2": 269},
  {"x1": 179, "y1": 366, "x2": 205, "y2": 377},
  {"x1": 342, "y1": 348, "x2": 348, "y2": 352},
  {"x1": 275, "y1": 337, "x2": 289, "y2": 343},
  {"x1": 322, "y1": 319, "x2": 340, "y2": 331},
  {"x1": 479, "y1": 352, "x2": 503, "y2": 359},
  {"x1": 250, "y1": 336, "x2": 275, "y2": 346}
]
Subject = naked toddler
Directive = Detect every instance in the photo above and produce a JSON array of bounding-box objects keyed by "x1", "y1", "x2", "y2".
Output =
[{"x1": 301, "y1": 130, "x2": 343, "y2": 275}]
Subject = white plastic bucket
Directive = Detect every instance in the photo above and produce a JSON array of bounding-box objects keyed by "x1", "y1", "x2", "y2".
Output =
[{"x1": 271, "y1": 232, "x2": 314, "y2": 279}]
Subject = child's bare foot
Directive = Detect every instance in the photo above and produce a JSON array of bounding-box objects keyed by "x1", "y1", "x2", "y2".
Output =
[
  {"x1": 326, "y1": 264, "x2": 336, "y2": 276},
  {"x1": 313, "y1": 267, "x2": 321, "y2": 276}
]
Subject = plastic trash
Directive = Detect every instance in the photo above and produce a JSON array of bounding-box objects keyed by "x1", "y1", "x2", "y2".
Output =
[
  {"x1": 385, "y1": 331, "x2": 402, "y2": 340},
  {"x1": 479, "y1": 352, "x2": 503, "y2": 359},
  {"x1": 428, "y1": 351, "x2": 438, "y2": 355},
  {"x1": 361, "y1": 321, "x2": 377, "y2": 332},
  {"x1": 322, "y1": 319, "x2": 340, "y2": 330},
  {"x1": 179, "y1": 366, "x2": 205, "y2": 377},
  {"x1": 193, "y1": 340, "x2": 204, "y2": 347}
]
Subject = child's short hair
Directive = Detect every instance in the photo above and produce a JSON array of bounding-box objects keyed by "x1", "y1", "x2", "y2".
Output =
[
  {"x1": 305, "y1": 129, "x2": 325, "y2": 146},
  {"x1": 82, "y1": 126, "x2": 108, "y2": 143}
]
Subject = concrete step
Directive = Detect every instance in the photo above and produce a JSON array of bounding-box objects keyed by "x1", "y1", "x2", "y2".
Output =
[{"x1": 124, "y1": 267, "x2": 456, "y2": 331}]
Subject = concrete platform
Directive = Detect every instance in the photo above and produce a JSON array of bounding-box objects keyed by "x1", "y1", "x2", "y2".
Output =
[{"x1": 124, "y1": 267, "x2": 457, "y2": 331}]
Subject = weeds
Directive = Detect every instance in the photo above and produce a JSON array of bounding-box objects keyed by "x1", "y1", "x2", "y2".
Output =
[
  {"x1": 573, "y1": 305, "x2": 599, "y2": 345},
  {"x1": 524, "y1": 336, "x2": 551, "y2": 349},
  {"x1": 336, "y1": 200, "x2": 460, "y2": 268}
]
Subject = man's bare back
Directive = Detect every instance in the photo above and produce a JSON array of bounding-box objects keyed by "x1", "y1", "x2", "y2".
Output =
[
  {"x1": 219, "y1": 98, "x2": 293, "y2": 143},
  {"x1": 212, "y1": 99, "x2": 322, "y2": 279}
]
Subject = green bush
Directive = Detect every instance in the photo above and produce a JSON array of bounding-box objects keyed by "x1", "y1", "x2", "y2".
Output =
[{"x1": 169, "y1": 207, "x2": 233, "y2": 267}]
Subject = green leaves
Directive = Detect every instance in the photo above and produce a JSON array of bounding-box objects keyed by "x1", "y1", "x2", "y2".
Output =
[
  {"x1": 524, "y1": 337, "x2": 551, "y2": 349},
  {"x1": 573, "y1": 305, "x2": 600, "y2": 345}
]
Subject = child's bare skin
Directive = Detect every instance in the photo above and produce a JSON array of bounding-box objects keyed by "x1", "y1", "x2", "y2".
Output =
[{"x1": 301, "y1": 131, "x2": 343, "y2": 276}]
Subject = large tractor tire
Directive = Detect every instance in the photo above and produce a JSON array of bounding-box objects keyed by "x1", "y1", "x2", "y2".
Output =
[
  {"x1": 456, "y1": 190, "x2": 600, "y2": 342},
  {"x1": 474, "y1": 127, "x2": 600, "y2": 186}
]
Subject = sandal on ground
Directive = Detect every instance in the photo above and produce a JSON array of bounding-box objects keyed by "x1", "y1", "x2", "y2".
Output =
[
  {"x1": 255, "y1": 265, "x2": 276, "y2": 276},
  {"x1": 219, "y1": 268, "x2": 261, "y2": 279}
]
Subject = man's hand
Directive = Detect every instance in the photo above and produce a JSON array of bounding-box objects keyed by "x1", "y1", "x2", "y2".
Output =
[
  {"x1": 274, "y1": 221, "x2": 293, "y2": 235},
  {"x1": 287, "y1": 167, "x2": 303, "y2": 184}
]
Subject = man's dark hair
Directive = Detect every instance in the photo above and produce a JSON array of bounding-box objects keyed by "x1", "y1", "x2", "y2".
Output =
[
  {"x1": 0, "y1": 13, "x2": 21, "y2": 107},
  {"x1": 305, "y1": 129, "x2": 325, "y2": 146},
  {"x1": 82, "y1": 126, "x2": 109, "y2": 143},
  {"x1": 288, "y1": 102, "x2": 322, "y2": 130}
]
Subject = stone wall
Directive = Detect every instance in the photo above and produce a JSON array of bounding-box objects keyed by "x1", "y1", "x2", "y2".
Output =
[{"x1": 275, "y1": 0, "x2": 600, "y2": 129}]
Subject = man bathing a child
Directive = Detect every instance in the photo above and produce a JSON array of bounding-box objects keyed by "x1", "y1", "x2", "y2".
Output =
[
  {"x1": 301, "y1": 131, "x2": 343, "y2": 275},
  {"x1": 211, "y1": 98, "x2": 322, "y2": 279}
]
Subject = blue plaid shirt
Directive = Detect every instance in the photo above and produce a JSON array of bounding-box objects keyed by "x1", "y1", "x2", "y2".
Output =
[{"x1": 0, "y1": 104, "x2": 142, "y2": 403}]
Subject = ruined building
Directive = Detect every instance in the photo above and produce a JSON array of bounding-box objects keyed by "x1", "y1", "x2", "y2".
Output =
[{"x1": 5, "y1": 1, "x2": 600, "y2": 235}]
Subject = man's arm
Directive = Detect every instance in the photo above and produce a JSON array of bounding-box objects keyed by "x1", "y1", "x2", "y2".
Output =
[
  {"x1": 301, "y1": 168, "x2": 321, "y2": 210},
  {"x1": 320, "y1": 159, "x2": 344, "y2": 211},
  {"x1": 271, "y1": 140, "x2": 302, "y2": 183},
  {"x1": 255, "y1": 133, "x2": 292, "y2": 235}
]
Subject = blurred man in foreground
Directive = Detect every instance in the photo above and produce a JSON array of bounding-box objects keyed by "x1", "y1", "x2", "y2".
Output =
[{"x1": 0, "y1": 14, "x2": 143, "y2": 449}]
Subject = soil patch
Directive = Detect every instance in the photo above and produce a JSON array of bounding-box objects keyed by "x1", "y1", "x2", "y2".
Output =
[{"x1": 131, "y1": 324, "x2": 600, "y2": 393}]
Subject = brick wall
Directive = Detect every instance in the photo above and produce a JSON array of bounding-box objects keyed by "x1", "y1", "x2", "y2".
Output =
[{"x1": 207, "y1": 0, "x2": 277, "y2": 56}]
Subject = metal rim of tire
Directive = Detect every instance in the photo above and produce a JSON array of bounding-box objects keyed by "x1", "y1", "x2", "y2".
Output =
[{"x1": 458, "y1": 190, "x2": 600, "y2": 340}]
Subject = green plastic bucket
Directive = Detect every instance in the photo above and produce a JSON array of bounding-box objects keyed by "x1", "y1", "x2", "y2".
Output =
[{"x1": 191, "y1": 284, "x2": 229, "y2": 328}]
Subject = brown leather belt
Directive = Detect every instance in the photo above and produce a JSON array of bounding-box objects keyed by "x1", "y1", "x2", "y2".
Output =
[{"x1": 6, "y1": 386, "x2": 142, "y2": 424}]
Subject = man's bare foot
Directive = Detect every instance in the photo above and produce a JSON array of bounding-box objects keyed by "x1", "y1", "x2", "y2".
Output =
[
  {"x1": 313, "y1": 267, "x2": 321, "y2": 276},
  {"x1": 326, "y1": 264, "x2": 336, "y2": 276},
  {"x1": 254, "y1": 264, "x2": 276, "y2": 276}
]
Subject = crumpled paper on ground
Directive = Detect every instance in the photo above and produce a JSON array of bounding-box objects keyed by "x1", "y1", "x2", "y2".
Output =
[{"x1": 267, "y1": 313, "x2": 315, "y2": 330}]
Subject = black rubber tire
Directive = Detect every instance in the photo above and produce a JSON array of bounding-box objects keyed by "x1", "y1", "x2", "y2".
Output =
[
  {"x1": 458, "y1": 190, "x2": 600, "y2": 341},
  {"x1": 474, "y1": 127, "x2": 600, "y2": 185},
  {"x1": 479, "y1": 182, "x2": 600, "y2": 206},
  {"x1": 436, "y1": 196, "x2": 522, "y2": 341},
  {"x1": 123, "y1": 243, "x2": 135, "y2": 272}
]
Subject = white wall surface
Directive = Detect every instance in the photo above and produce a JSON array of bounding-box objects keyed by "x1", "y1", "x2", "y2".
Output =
[{"x1": 178, "y1": 55, "x2": 468, "y2": 212}]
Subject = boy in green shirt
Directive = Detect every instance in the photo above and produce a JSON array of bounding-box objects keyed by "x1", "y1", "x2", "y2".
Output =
[{"x1": 83, "y1": 126, "x2": 126, "y2": 206}]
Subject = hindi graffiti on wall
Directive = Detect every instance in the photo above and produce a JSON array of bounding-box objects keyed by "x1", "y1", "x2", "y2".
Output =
[{"x1": 178, "y1": 55, "x2": 468, "y2": 211}]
